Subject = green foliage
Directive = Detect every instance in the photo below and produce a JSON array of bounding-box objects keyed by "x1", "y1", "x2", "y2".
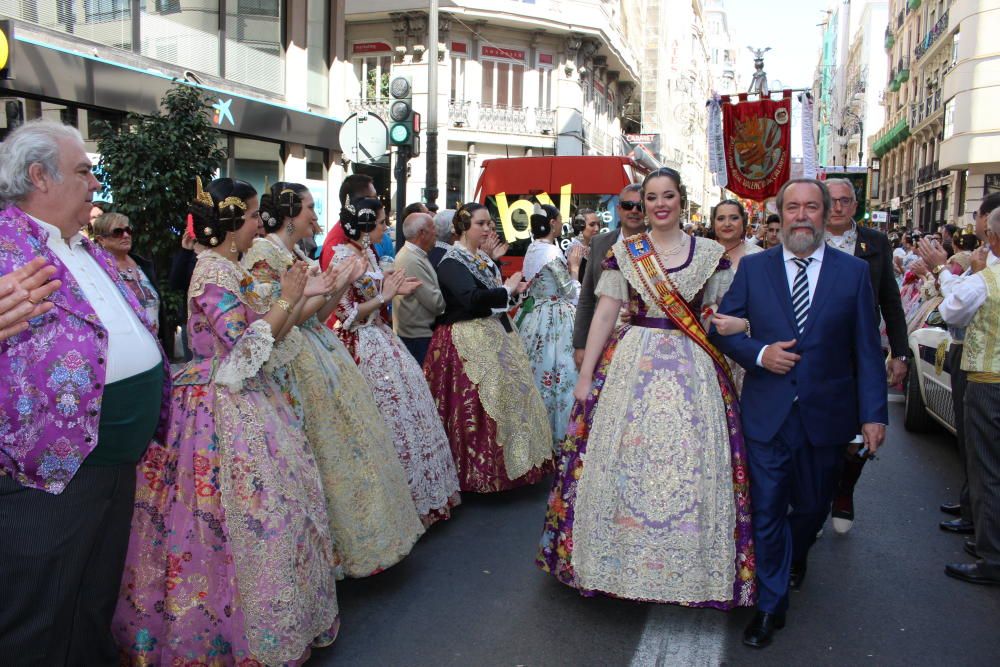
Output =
[{"x1": 94, "y1": 83, "x2": 227, "y2": 353}]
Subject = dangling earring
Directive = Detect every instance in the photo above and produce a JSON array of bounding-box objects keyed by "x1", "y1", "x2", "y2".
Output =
[
  {"x1": 286, "y1": 220, "x2": 295, "y2": 237},
  {"x1": 361, "y1": 232, "x2": 371, "y2": 249},
  {"x1": 230, "y1": 238, "x2": 238, "y2": 255}
]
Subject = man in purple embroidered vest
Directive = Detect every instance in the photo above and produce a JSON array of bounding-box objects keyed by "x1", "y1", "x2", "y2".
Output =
[{"x1": 0, "y1": 120, "x2": 171, "y2": 664}]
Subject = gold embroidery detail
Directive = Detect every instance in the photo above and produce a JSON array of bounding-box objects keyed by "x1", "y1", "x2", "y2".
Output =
[{"x1": 450, "y1": 318, "x2": 552, "y2": 479}]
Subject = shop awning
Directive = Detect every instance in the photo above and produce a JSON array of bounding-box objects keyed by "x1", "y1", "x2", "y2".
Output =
[{"x1": 1, "y1": 34, "x2": 342, "y2": 151}]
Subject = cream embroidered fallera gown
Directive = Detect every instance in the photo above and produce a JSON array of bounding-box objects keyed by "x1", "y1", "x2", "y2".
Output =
[{"x1": 243, "y1": 236, "x2": 425, "y2": 577}]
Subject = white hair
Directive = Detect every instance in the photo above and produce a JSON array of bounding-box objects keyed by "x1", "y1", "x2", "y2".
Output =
[
  {"x1": 0, "y1": 119, "x2": 85, "y2": 206},
  {"x1": 434, "y1": 209, "x2": 456, "y2": 243},
  {"x1": 988, "y1": 207, "x2": 1000, "y2": 236},
  {"x1": 824, "y1": 178, "x2": 856, "y2": 200},
  {"x1": 402, "y1": 212, "x2": 432, "y2": 240}
]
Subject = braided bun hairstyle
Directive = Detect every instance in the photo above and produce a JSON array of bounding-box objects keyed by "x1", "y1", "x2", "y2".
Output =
[
  {"x1": 453, "y1": 202, "x2": 487, "y2": 237},
  {"x1": 190, "y1": 177, "x2": 257, "y2": 248},
  {"x1": 641, "y1": 167, "x2": 687, "y2": 213},
  {"x1": 530, "y1": 203, "x2": 560, "y2": 239},
  {"x1": 340, "y1": 196, "x2": 382, "y2": 241},
  {"x1": 259, "y1": 181, "x2": 308, "y2": 234}
]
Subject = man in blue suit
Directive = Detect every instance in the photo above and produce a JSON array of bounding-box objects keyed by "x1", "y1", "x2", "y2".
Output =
[{"x1": 710, "y1": 179, "x2": 888, "y2": 648}]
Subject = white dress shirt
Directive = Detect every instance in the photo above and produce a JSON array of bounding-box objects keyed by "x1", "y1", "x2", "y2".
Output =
[
  {"x1": 35, "y1": 217, "x2": 162, "y2": 383},
  {"x1": 938, "y1": 250, "x2": 1000, "y2": 327},
  {"x1": 755, "y1": 243, "x2": 826, "y2": 367}
]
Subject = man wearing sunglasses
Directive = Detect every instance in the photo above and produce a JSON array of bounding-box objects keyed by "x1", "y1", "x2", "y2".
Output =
[{"x1": 572, "y1": 183, "x2": 647, "y2": 369}]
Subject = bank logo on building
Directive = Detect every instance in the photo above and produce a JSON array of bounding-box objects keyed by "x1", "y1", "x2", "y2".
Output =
[{"x1": 212, "y1": 99, "x2": 235, "y2": 127}]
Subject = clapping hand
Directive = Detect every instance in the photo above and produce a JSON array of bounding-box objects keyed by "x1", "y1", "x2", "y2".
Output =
[
  {"x1": 971, "y1": 246, "x2": 989, "y2": 274},
  {"x1": 483, "y1": 231, "x2": 509, "y2": 260},
  {"x1": 504, "y1": 271, "x2": 527, "y2": 296},
  {"x1": 916, "y1": 237, "x2": 948, "y2": 273},
  {"x1": 0, "y1": 257, "x2": 61, "y2": 342},
  {"x1": 303, "y1": 263, "x2": 339, "y2": 298},
  {"x1": 567, "y1": 244, "x2": 584, "y2": 275},
  {"x1": 396, "y1": 275, "x2": 423, "y2": 296},
  {"x1": 279, "y1": 262, "x2": 309, "y2": 304},
  {"x1": 380, "y1": 269, "x2": 407, "y2": 301}
]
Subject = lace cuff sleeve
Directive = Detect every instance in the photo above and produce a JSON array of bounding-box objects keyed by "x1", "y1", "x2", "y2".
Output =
[
  {"x1": 595, "y1": 268, "x2": 628, "y2": 303},
  {"x1": 215, "y1": 318, "x2": 275, "y2": 391},
  {"x1": 264, "y1": 326, "x2": 304, "y2": 373},
  {"x1": 550, "y1": 260, "x2": 581, "y2": 304}
]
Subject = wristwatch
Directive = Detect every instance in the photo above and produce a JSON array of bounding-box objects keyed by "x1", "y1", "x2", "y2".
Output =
[{"x1": 931, "y1": 263, "x2": 948, "y2": 276}]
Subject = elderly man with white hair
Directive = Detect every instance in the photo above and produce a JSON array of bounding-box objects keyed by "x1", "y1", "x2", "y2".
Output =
[
  {"x1": 0, "y1": 119, "x2": 170, "y2": 663},
  {"x1": 394, "y1": 211, "x2": 446, "y2": 364}
]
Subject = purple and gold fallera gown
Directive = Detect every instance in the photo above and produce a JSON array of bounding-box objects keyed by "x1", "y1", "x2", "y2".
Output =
[
  {"x1": 537, "y1": 235, "x2": 756, "y2": 608},
  {"x1": 113, "y1": 251, "x2": 340, "y2": 665}
]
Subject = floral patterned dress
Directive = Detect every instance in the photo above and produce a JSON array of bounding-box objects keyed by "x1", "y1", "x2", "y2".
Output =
[
  {"x1": 516, "y1": 240, "x2": 581, "y2": 451},
  {"x1": 537, "y1": 235, "x2": 755, "y2": 608},
  {"x1": 327, "y1": 242, "x2": 461, "y2": 525},
  {"x1": 113, "y1": 251, "x2": 340, "y2": 666},
  {"x1": 243, "y1": 236, "x2": 425, "y2": 577}
]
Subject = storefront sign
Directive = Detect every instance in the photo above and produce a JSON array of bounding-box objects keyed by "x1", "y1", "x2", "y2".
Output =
[
  {"x1": 481, "y1": 46, "x2": 526, "y2": 62},
  {"x1": 353, "y1": 41, "x2": 393, "y2": 54}
]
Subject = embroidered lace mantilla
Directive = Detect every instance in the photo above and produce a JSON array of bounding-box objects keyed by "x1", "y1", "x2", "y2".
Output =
[
  {"x1": 451, "y1": 317, "x2": 552, "y2": 479},
  {"x1": 611, "y1": 235, "x2": 723, "y2": 312}
]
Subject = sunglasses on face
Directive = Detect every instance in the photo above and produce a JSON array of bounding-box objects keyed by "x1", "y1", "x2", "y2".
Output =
[
  {"x1": 106, "y1": 227, "x2": 132, "y2": 238},
  {"x1": 620, "y1": 201, "x2": 643, "y2": 211}
]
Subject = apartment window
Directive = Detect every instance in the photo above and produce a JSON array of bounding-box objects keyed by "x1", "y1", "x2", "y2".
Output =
[
  {"x1": 482, "y1": 61, "x2": 524, "y2": 108},
  {"x1": 943, "y1": 97, "x2": 955, "y2": 140},
  {"x1": 307, "y1": 0, "x2": 329, "y2": 108},
  {"x1": 356, "y1": 56, "x2": 392, "y2": 100},
  {"x1": 85, "y1": 0, "x2": 130, "y2": 22},
  {"x1": 226, "y1": 1, "x2": 284, "y2": 93},
  {"x1": 451, "y1": 57, "x2": 467, "y2": 101},
  {"x1": 538, "y1": 67, "x2": 553, "y2": 109},
  {"x1": 140, "y1": 1, "x2": 220, "y2": 76}
]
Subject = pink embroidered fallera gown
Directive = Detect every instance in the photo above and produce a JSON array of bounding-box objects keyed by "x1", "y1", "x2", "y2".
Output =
[{"x1": 113, "y1": 251, "x2": 340, "y2": 666}]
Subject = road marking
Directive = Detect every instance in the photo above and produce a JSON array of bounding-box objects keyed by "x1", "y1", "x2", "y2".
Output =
[{"x1": 630, "y1": 605, "x2": 728, "y2": 667}]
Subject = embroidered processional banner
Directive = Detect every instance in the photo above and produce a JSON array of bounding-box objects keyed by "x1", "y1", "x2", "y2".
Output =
[{"x1": 721, "y1": 91, "x2": 792, "y2": 201}]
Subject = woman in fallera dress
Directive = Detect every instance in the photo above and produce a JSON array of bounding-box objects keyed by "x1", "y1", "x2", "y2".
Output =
[
  {"x1": 242, "y1": 181, "x2": 425, "y2": 577},
  {"x1": 327, "y1": 197, "x2": 461, "y2": 526},
  {"x1": 114, "y1": 178, "x2": 341, "y2": 665},
  {"x1": 424, "y1": 202, "x2": 553, "y2": 493},
  {"x1": 516, "y1": 204, "x2": 584, "y2": 452},
  {"x1": 701, "y1": 199, "x2": 763, "y2": 394},
  {"x1": 537, "y1": 168, "x2": 756, "y2": 608}
]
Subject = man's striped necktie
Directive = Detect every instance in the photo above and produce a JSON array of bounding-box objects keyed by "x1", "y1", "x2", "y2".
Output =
[{"x1": 791, "y1": 257, "x2": 813, "y2": 334}]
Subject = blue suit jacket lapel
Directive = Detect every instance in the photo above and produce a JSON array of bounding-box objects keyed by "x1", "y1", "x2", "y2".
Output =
[
  {"x1": 766, "y1": 248, "x2": 798, "y2": 333},
  {"x1": 800, "y1": 248, "x2": 838, "y2": 340}
]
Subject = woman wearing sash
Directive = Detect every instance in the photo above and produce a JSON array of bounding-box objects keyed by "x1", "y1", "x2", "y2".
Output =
[
  {"x1": 516, "y1": 204, "x2": 583, "y2": 452},
  {"x1": 536, "y1": 168, "x2": 755, "y2": 608},
  {"x1": 115, "y1": 178, "x2": 341, "y2": 665},
  {"x1": 424, "y1": 202, "x2": 553, "y2": 493},
  {"x1": 327, "y1": 197, "x2": 461, "y2": 526},
  {"x1": 242, "y1": 182, "x2": 425, "y2": 577}
]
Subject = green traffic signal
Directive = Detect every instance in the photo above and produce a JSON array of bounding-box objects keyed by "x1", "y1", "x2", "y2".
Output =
[
  {"x1": 390, "y1": 124, "x2": 411, "y2": 144},
  {"x1": 388, "y1": 75, "x2": 415, "y2": 148}
]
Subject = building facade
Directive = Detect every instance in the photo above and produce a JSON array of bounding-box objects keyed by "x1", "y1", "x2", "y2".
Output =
[
  {"x1": 0, "y1": 1, "x2": 346, "y2": 232},
  {"x1": 343, "y1": 0, "x2": 642, "y2": 210},
  {"x1": 871, "y1": 0, "x2": 957, "y2": 231},
  {"x1": 939, "y1": 0, "x2": 1000, "y2": 221}
]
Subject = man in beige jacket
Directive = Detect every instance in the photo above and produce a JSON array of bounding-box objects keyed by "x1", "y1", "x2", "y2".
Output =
[{"x1": 394, "y1": 212, "x2": 446, "y2": 364}]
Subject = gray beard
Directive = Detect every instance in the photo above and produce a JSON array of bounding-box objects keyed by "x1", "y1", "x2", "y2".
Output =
[{"x1": 782, "y1": 227, "x2": 823, "y2": 255}]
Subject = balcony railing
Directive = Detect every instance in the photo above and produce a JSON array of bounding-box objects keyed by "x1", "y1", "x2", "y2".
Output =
[
  {"x1": 910, "y1": 89, "x2": 944, "y2": 127},
  {"x1": 914, "y1": 11, "x2": 949, "y2": 61},
  {"x1": 917, "y1": 161, "x2": 948, "y2": 185},
  {"x1": 448, "y1": 101, "x2": 557, "y2": 135},
  {"x1": 348, "y1": 98, "x2": 390, "y2": 120}
]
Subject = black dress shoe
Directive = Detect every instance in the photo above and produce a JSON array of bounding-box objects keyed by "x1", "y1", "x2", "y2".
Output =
[
  {"x1": 940, "y1": 518, "x2": 975, "y2": 534},
  {"x1": 940, "y1": 502, "x2": 962, "y2": 516},
  {"x1": 945, "y1": 562, "x2": 1000, "y2": 585},
  {"x1": 790, "y1": 560, "x2": 808, "y2": 590},
  {"x1": 964, "y1": 540, "x2": 979, "y2": 559},
  {"x1": 743, "y1": 611, "x2": 786, "y2": 648}
]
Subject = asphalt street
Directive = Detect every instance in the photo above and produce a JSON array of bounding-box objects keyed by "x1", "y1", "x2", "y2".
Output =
[{"x1": 313, "y1": 403, "x2": 1000, "y2": 666}]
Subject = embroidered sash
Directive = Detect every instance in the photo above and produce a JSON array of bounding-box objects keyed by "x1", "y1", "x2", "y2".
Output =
[{"x1": 622, "y1": 234, "x2": 734, "y2": 384}]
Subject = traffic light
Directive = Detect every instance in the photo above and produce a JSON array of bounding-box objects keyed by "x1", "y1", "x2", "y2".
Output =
[{"x1": 388, "y1": 74, "x2": 414, "y2": 149}]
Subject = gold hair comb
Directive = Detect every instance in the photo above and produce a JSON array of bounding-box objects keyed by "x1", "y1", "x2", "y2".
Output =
[{"x1": 195, "y1": 176, "x2": 213, "y2": 208}]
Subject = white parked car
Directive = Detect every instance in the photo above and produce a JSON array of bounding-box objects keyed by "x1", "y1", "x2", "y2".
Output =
[{"x1": 905, "y1": 325, "x2": 957, "y2": 434}]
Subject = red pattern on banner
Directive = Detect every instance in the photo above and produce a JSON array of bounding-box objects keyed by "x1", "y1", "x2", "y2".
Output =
[{"x1": 721, "y1": 92, "x2": 792, "y2": 201}]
